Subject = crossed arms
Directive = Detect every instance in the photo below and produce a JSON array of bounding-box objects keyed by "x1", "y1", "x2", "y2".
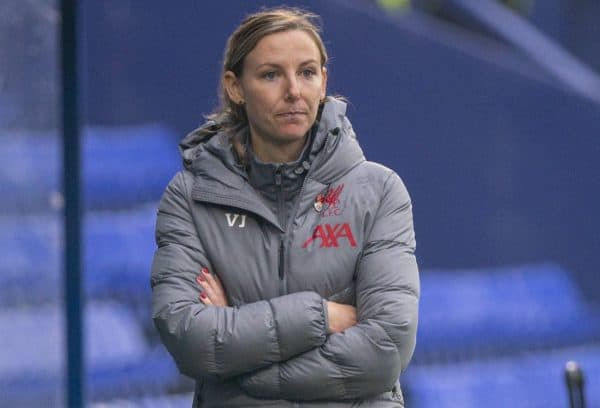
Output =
[{"x1": 151, "y1": 171, "x2": 419, "y2": 400}]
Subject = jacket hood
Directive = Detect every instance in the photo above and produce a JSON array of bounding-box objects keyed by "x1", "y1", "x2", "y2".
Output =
[
  {"x1": 178, "y1": 98, "x2": 365, "y2": 185},
  {"x1": 308, "y1": 98, "x2": 365, "y2": 185},
  {"x1": 178, "y1": 119, "x2": 226, "y2": 169}
]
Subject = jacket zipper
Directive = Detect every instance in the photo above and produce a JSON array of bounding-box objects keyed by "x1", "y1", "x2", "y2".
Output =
[
  {"x1": 274, "y1": 130, "x2": 335, "y2": 295},
  {"x1": 278, "y1": 240, "x2": 285, "y2": 280},
  {"x1": 275, "y1": 168, "x2": 287, "y2": 294}
]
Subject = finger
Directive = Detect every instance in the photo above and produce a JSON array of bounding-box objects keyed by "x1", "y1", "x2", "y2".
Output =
[
  {"x1": 202, "y1": 266, "x2": 217, "y2": 280},
  {"x1": 202, "y1": 268, "x2": 222, "y2": 289},
  {"x1": 205, "y1": 276, "x2": 225, "y2": 299},
  {"x1": 196, "y1": 273, "x2": 218, "y2": 304},
  {"x1": 202, "y1": 269, "x2": 228, "y2": 305},
  {"x1": 195, "y1": 272, "x2": 208, "y2": 288},
  {"x1": 200, "y1": 291, "x2": 212, "y2": 305},
  {"x1": 199, "y1": 278, "x2": 220, "y2": 303}
]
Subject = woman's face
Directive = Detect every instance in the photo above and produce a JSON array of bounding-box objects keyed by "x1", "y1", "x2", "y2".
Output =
[{"x1": 225, "y1": 29, "x2": 327, "y2": 162}]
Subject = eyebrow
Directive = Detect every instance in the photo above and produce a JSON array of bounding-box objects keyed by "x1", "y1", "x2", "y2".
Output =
[{"x1": 255, "y1": 59, "x2": 320, "y2": 70}]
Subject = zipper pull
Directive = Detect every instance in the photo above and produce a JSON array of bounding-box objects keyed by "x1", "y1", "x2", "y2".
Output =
[{"x1": 275, "y1": 168, "x2": 282, "y2": 186}]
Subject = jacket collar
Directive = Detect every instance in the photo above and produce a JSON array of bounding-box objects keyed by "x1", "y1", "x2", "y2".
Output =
[{"x1": 179, "y1": 98, "x2": 365, "y2": 227}]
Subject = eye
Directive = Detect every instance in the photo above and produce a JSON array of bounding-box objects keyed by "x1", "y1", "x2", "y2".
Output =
[
  {"x1": 301, "y1": 69, "x2": 316, "y2": 79},
  {"x1": 262, "y1": 71, "x2": 278, "y2": 81}
]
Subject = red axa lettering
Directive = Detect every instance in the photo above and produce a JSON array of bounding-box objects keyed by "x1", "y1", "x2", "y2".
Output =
[{"x1": 302, "y1": 223, "x2": 357, "y2": 248}]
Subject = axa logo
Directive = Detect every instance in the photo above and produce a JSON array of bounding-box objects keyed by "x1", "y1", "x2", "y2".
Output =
[
  {"x1": 225, "y1": 213, "x2": 246, "y2": 228},
  {"x1": 302, "y1": 223, "x2": 357, "y2": 248}
]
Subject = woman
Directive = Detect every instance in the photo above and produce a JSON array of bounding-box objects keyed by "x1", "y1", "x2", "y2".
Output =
[{"x1": 151, "y1": 7, "x2": 419, "y2": 407}]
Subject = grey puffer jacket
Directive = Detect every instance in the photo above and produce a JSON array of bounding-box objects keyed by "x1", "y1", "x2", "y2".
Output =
[{"x1": 151, "y1": 98, "x2": 419, "y2": 407}]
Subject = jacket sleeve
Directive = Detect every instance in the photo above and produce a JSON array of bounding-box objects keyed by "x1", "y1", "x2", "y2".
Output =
[
  {"x1": 151, "y1": 171, "x2": 328, "y2": 380},
  {"x1": 239, "y1": 171, "x2": 419, "y2": 400}
]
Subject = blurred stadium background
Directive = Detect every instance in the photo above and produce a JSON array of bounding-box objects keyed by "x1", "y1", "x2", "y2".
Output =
[{"x1": 1, "y1": 0, "x2": 599, "y2": 406}]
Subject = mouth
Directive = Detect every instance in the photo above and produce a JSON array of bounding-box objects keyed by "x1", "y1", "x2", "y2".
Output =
[{"x1": 276, "y1": 111, "x2": 308, "y2": 118}]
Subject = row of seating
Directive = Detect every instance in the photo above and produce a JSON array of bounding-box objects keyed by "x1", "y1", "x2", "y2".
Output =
[
  {"x1": 90, "y1": 393, "x2": 194, "y2": 408},
  {"x1": 0, "y1": 205, "x2": 157, "y2": 306},
  {"x1": 1, "y1": 124, "x2": 187, "y2": 405},
  {"x1": 416, "y1": 263, "x2": 600, "y2": 363},
  {"x1": 0, "y1": 302, "x2": 181, "y2": 406},
  {"x1": 403, "y1": 263, "x2": 600, "y2": 407},
  {"x1": 0, "y1": 123, "x2": 180, "y2": 212},
  {"x1": 404, "y1": 345, "x2": 600, "y2": 407}
]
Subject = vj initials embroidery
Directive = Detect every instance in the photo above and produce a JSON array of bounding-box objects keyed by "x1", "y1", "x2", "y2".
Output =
[{"x1": 225, "y1": 213, "x2": 246, "y2": 228}]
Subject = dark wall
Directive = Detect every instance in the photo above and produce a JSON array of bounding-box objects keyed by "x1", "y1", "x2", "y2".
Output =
[
  {"x1": 529, "y1": 0, "x2": 600, "y2": 72},
  {"x1": 83, "y1": 1, "x2": 600, "y2": 300}
]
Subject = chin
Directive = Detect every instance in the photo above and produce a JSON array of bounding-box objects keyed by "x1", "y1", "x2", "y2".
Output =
[
  {"x1": 278, "y1": 124, "x2": 311, "y2": 140},
  {"x1": 278, "y1": 132, "x2": 309, "y2": 145}
]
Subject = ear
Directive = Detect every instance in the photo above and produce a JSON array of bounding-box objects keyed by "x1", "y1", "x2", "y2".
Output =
[
  {"x1": 223, "y1": 71, "x2": 244, "y2": 104},
  {"x1": 320, "y1": 66, "x2": 328, "y2": 100}
]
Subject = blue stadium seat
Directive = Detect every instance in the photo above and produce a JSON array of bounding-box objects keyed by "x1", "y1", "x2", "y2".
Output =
[
  {"x1": 0, "y1": 205, "x2": 157, "y2": 305},
  {"x1": 91, "y1": 392, "x2": 194, "y2": 408},
  {"x1": 83, "y1": 205, "x2": 157, "y2": 299},
  {"x1": 404, "y1": 346, "x2": 600, "y2": 408},
  {"x1": 0, "y1": 123, "x2": 180, "y2": 212},
  {"x1": 415, "y1": 263, "x2": 600, "y2": 362},
  {"x1": 0, "y1": 302, "x2": 180, "y2": 405}
]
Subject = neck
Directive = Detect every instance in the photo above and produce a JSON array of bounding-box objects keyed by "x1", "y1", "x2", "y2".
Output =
[{"x1": 250, "y1": 134, "x2": 308, "y2": 164}]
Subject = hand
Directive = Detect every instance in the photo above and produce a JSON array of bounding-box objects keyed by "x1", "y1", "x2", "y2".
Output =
[
  {"x1": 326, "y1": 301, "x2": 357, "y2": 333},
  {"x1": 196, "y1": 267, "x2": 229, "y2": 307}
]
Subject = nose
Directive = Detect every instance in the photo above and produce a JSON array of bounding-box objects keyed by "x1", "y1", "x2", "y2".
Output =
[{"x1": 285, "y1": 75, "x2": 301, "y2": 101}]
